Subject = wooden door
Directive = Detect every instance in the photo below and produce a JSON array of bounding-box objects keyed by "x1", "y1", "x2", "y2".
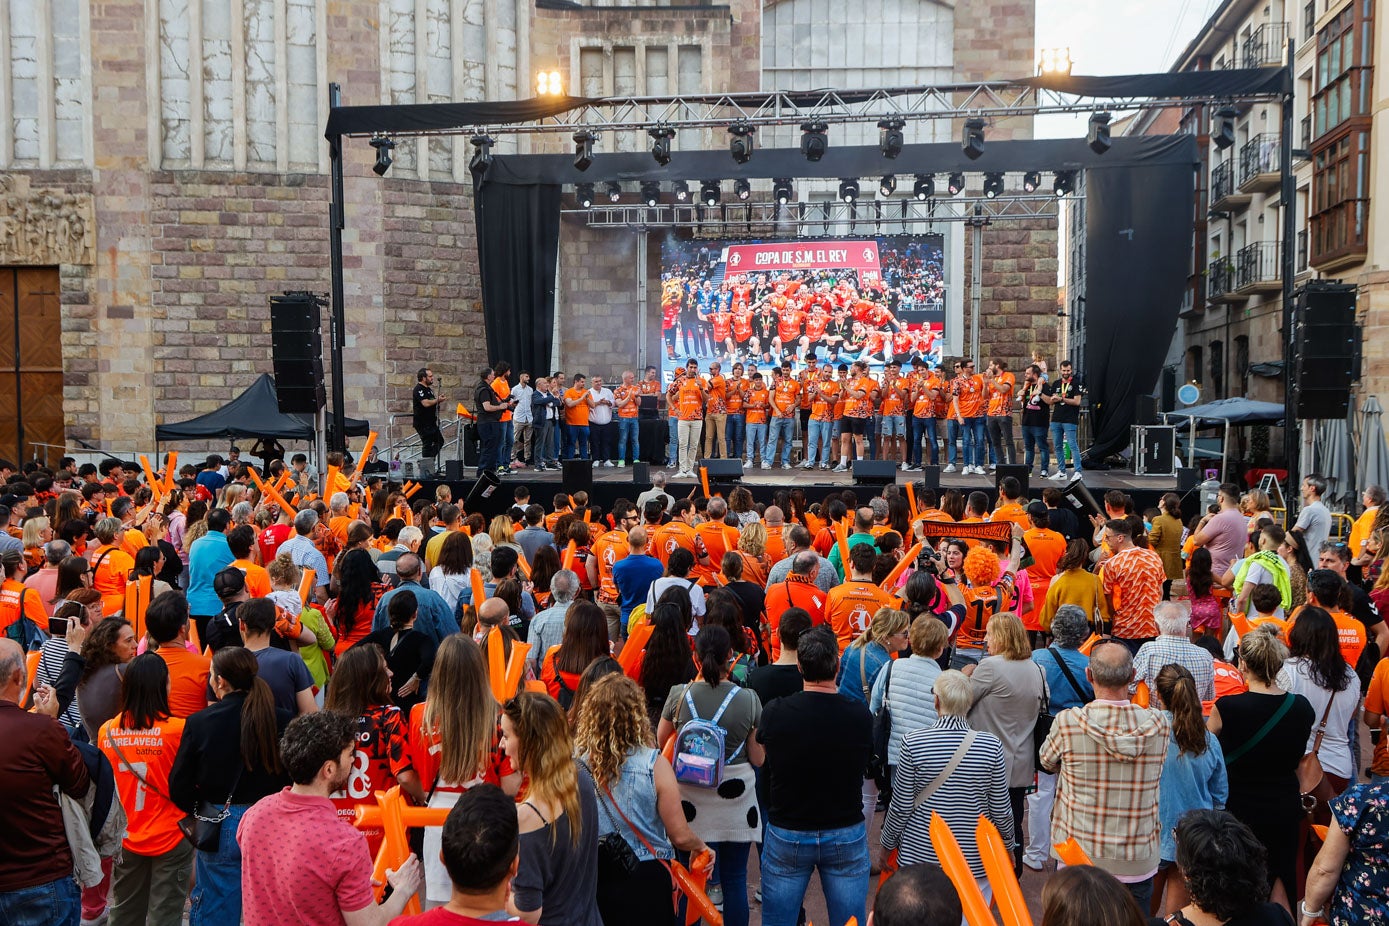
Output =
[{"x1": 0, "y1": 268, "x2": 64, "y2": 466}]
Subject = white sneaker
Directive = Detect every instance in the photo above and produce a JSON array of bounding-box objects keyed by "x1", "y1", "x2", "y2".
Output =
[
  {"x1": 833, "y1": 463, "x2": 849, "y2": 473},
  {"x1": 760, "y1": 461, "x2": 770, "y2": 469},
  {"x1": 1037, "y1": 470, "x2": 1050, "y2": 478},
  {"x1": 820, "y1": 463, "x2": 831, "y2": 470},
  {"x1": 743, "y1": 459, "x2": 752, "y2": 467},
  {"x1": 1051, "y1": 470, "x2": 1069, "y2": 480},
  {"x1": 944, "y1": 463, "x2": 957, "y2": 473},
  {"x1": 800, "y1": 460, "x2": 815, "y2": 469}
]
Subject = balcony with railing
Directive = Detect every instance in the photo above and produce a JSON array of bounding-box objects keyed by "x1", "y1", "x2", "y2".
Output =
[
  {"x1": 1210, "y1": 160, "x2": 1251, "y2": 211},
  {"x1": 1235, "y1": 241, "x2": 1281, "y2": 294},
  {"x1": 1243, "y1": 22, "x2": 1287, "y2": 68},
  {"x1": 1239, "y1": 134, "x2": 1281, "y2": 192},
  {"x1": 1207, "y1": 257, "x2": 1246, "y2": 304}
]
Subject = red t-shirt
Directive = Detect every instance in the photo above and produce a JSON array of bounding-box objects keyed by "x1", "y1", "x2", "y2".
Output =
[
  {"x1": 330, "y1": 704, "x2": 414, "y2": 852},
  {"x1": 258, "y1": 523, "x2": 293, "y2": 563},
  {"x1": 238, "y1": 788, "x2": 378, "y2": 926}
]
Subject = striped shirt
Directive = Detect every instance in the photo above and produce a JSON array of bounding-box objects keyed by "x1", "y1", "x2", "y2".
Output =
[
  {"x1": 879, "y1": 714, "x2": 1013, "y2": 877},
  {"x1": 36, "y1": 636, "x2": 82, "y2": 729}
]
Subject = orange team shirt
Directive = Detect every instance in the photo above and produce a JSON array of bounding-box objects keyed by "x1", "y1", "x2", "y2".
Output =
[
  {"x1": 564, "y1": 387, "x2": 591, "y2": 426},
  {"x1": 92, "y1": 544, "x2": 136, "y2": 616},
  {"x1": 986, "y1": 372, "x2": 1016, "y2": 417},
  {"x1": 824, "y1": 580, "x2": 897, "y2": 650},
  {"x1": 694, "y1": 521, "x2": 739, "y2": 585},
  {"x1": 798, "y1": 370, "x2": 818, "y2": 409},
  {"x1": 771, "y1": 380, "x2": 800, "y2": 418},
  {"x1": 331, "y1": 704, "x2": 413, "y2": 852},
  {"x1": 955, "y1": 374, "x2": 986, "y2": 418},
  {"x1": 725, "y1": 380, "x2": 745, "y2": 415},
  {"x1": 732, "y1": 310, "x2": 753, "y2": 342},
  {"x1": 845, "y1": 376, "x2": 878, "y2": 418},
  {"x1": 764, "y1": 526, "x2": 788, "y2": 564},
  {"x1": 706, "y1": 375, "x2": 727, "y2": 415},
  {"x1": 1100, "y1": 547, "x2": 1165, "y2": 640},
  {"x1": 121, "y1": 527, "x2": 149, "y2": 558},
  {"x1": 745, "y1": 386, "x2": 770, "y2": 425},
  {"x1": 652, "y1": 520, "x2": 699, "y2": 567},
  {"x1": 493, "y1": 378, "x2": 513, "y2": 423},
  {"x1": 329, "y1": 514, "x2": 353, "y2": 548},
  {"x1": 777, "y1": 309, "x2": 803, "y2": 343},
  {"x1": 232, "y1": 558, "x2": 273, "y2": 598},
  {"x1": 158, "y1": 646, "x2": 211, "y2": 718},
  {"x1": 591, "y1": 528, "x2": 629, "y2": 603},
  {"x1": 1021, "y1": 527, "x2": 1068, "y2": 631},
  {"x1": 765, "y1": 577, "x2": 828, "y2": 659},
  {"x1": 1290, "y1": 605, "x2": 1367, "y2": 669},
  {"x1": 810, "y1": 381, "x2": 840, "y2": 421},
  {"x1": 0, "y1": 577, "x2": 48, "y2": 636},
  {"x1": 928, "y1": 373, "x2": 952, "y2": 418},
  {"x1": 639, "y1": 379, "x2": 661, "y2": 398},
  {"x1": 544, "y1": 507, "x2": 572, "y2": 533},
  {"x1": 911, "y1": 382, "x2": 935, "y2": 418},
  {"x1": 1364, "y1": 657, "x2": 1389, "y2": 777},
  {"x1": 677, "y1": 378, "x2": 706, "y2": 421},
  {"x1": 614, "y1": 385, "x2": 640, "y2": 419},
  {"x1": 880, "y1": 377, "x2": 908, "y2": 416},
  {"x1": 991, "y1": 502, "x2": 1031, "y2": 531},
  {"x1": 711, "y1": 312, "x2": 732, "y2": 342},
  {"x1": 99, "y1": 716, "x2": 187, "y2": 855},
  {"x1": 958, "y1": 582, "x2": 1014, "y2": 650}
]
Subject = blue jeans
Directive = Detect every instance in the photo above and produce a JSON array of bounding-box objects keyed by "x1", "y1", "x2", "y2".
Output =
[
  {"x1": 946, "y1": 418, "x2": 961, "y2": 464},
  {"x1": 760, "y1": 821, "x2": 869, "y2": 926},
  {"x1": 1050, "y1": 422, "x2": 1082, "y2": 472},
  {"x1": 711, "y1": 841, "x2": 752, "y2": 926},
  {"x1": 1023, "y1": 424, "x2": 1050, "y2": 472},
  {"x1": 725, "y1": 414, "x2": 745, "y2": 459},
  {"x1": 0, "y1": 875, "x2": 80, "y2": 926},
  {"x1": 501, "y1": 420, "x2": 514, "y2": 464},
  {"x1": 565, "y1": 425, "x2": 590, "y2": 460},
  {"x1": 912, "y1": 416, "x2": 939, "y2": 466},
  {"x1": 667, "y1": 416, "x2": 679, "y2": 466},
  {"x1": 965, "y1": 417, "x2": 987, "y2": 467},
  {"x1": 765, "y1": 418, "x2": 795, "y2": 466},
  {"x1": 806, "y1": 418, "x2": 832, "y2": 465},
  {"x1": 745, "y1": 422, "x2": 767, "y2": 462},
  {"x1": 190, "y1": 802, "x2": 249, "y2": 926},
  {"x1": 617, "y1": 417, "x2": 639, "y2": 463}
]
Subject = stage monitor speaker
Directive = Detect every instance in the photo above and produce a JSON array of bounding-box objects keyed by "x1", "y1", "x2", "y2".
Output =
[
  {"x1": 913, "y1": 465, "x2": 941, "y2": 492},
  {"x1": 853, "y1": 460, "x2": 897, "y2": 485},
  {"x1": 1134, "y1": 394, "x2": 1159, "y2": 426},
  {"x1": 994, "y1": 465, "x2": 1030, "y2": 498},
  {"x1": 698, "y1": 459, "x2": 744, "y2": 481},
  {"x1": 1177, "y1": 467, "x2": 1201, "y2": 492},
  {"x1": 464, "y1": 470, "x2": 502, "y2": 510},
  {"x1": 444, "y1": 459, "x2": 466, "y2": 482},
  {"x1": 270, "y1": 293, "x2": 326, "y2": 414},
  {"x1": 562, "y1": 459, "x2": 593, "y2": 495},
  {"x1": 632, "y1": 462, "x2": 650, "y2": 485}
]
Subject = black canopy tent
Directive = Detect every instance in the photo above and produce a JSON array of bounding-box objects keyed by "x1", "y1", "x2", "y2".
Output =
[{"x1": 155, "y1": 373, "x2": 370, "y2": 443}]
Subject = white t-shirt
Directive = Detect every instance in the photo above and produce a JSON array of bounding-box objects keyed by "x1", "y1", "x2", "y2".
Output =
[
  {"x1": 1295, "y1": 500, "x2": 1332, "y2": 555},
  {"x1": 589, "y1": 387, "x2": 615, "y2": 426},
  {"x1": 1276, "y1": 657, "x2": 1361, "y2": 779}
]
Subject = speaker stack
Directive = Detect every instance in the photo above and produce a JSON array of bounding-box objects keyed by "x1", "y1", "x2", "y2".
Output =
[
  {"x1": 1293, "y1": 281, "x2": 1359, "y2": 420},
  {"x1": 270, "y1": 292, "x2": 327, "y2": 414}
]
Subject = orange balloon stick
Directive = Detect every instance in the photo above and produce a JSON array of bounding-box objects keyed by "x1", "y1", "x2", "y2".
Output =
[
  {"x1": 470, "y1": 567, "x2": 487, "y2": 611},
  {"x1": 163, "y1": 452, "x2": 178, "y2": 494},
  {"x1": 515, "y1": 549, "x2": 531, "y2": 580},
  {"x1": 976, "y1": 816, "x2": 1032, "y2": 926},
  {"x1": 905, "y1": 482, "x2": 919, "y2": 520},
  {"x1": 247, "y1": 467, "x2": 296, "y2": 517},
  {"x1": 928, "y1": 811, "x2": 996, "y2": 926},
  {"x1": 355, "y1": 431, "x2": 377, "y2": 474},
  {"x1": 486, "y1": 626, "x2": 507, "y2": 702},
  {"x1": 298, "y1": 568, "x2": 316, "y2": 606},
  {"x1": 699, "y1": 466, "x2": 711, "y2": 498},
  {"x1": 561, "y1": 539, "x2": 577, "y2": 572},
  {"x1": 618, "y1": 621, "x2": 653, "y2": 676},
  {"x1": 138, "y1": 455, "x2": 164, "y2": 500},
  {"x1": 1053, "y1": 837, "x2": 1093, "y2": 867},
  {"x1": 880, "y1": 542, "x2": 922, "y2": 590},
  {"x1": 503, "y1": 642, "x2": 531, "y2": 699}
]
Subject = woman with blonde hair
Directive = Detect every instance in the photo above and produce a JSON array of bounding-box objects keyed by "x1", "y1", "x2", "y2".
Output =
[
  {"x1": 409, "y1": 634, "x2": 520, "y2": 907},
  {"x1": 736, "y1": 521, "x2": 770, "y2": 587},
  {"x1": 219, "y1": 482, "x2": 247, "y2": 512},
  {"x1": 501, "y1": 691, "x2": 602, "y2": 926},
  {"x1": 489, "y1": 514, "x2": 521, "y2": 552},
  {"x1": 574, "y1": 674, "x2": 709, "y2": 926},
  {"x1": 21, "y1": 515, "x2": 50, "y2": 570}
]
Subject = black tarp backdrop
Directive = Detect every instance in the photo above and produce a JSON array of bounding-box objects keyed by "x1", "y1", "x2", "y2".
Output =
[
  {"x1": 473, "y1": 181, "x2": 561, "y2": 382},
  {"x1": 155, "y1": 373, "x2": 371, "y2": 442}
]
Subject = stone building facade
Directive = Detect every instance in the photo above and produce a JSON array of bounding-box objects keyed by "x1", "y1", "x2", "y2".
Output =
[{"x1": 1, "y1": 0, "x2": 1052, "y2": 464}]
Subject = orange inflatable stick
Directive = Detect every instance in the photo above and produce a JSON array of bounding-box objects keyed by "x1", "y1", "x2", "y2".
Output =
[
  {"x1": 680, "y1": 847, "x2": 722, "y2": 926},
  {"x1": 163, "y1": 452, "x2": 178, "y2": 494},
  {"x1": 905, "y1": 482, "x2": 919, "y2": 521},
  {"x1": 880, "y1": 543, "x2": 922, "y2": 590},
  {"x1": 325, "y1": 466, "x2": 340, "y2": 499},
  {"x1": 486, "y1": 627, "x2": 508, "y2": 702},
  {"x1": 247, "y1": 467, "x2": 296, "y2": 517},
  {"x1": 356, "y1": 431, "x2": 377, "y2": 474},
  {"x1": 470, "y1": 567, "x2": 487, "y2": 611},
  {"x1": 977, "y1": 816, "x2": 1031, "y2": 926},
  {"x1": 138, "y1": 455, "x2": 164, "y2": 500},
  {"x1": 123, "y1": 575, "x2": 154, "y2": 642},
  {"x1": 503, "y1": 642, "x2": 531, "y2": 699},
  {"x1": 618, "y1": 621, "x2": 653, "y2": 676},
  {"x1": 298, "y1": 568, "x2": 317, "y2": 606},
  {"x1": 929, "y1": 811, "x2": 995, "y2": 926},
  {"x1": 1078, "y1": 632, "x2": 1104, "y2": 656},
  {"x1": 1053, "y1": 837, "x2": 1093, "y2": 867},
  {"x1": 515, "y1": 549, "x2": 531, "y2": 580},
  {"x1": 561, "y1": 539, "x2": 577, "y2": 572},
  {"x1": 700, "y1": 466, "x2": 711, "y2": 498}
]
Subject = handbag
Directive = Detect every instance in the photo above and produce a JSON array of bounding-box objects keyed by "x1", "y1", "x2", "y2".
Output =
[
  {"x1": 869, "y1": 662, "x2": 894, "y2": 790},
  {"x1": 1297, "y1": 689, "x2": 1338, "y2": 814},
  {"x1": 583, "y1": 760, "x2": 640, "y2": 879},
  {"x1": 1029, "y1": 662, "x2": 1052, "y2": 771}
]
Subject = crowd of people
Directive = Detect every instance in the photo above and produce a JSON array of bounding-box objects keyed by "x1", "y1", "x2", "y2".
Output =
[
  {"x1": 2, "y1": 450, "x2": 1388, "y2": 926},
  {"x1": 424, "y1": 350, "x2": 1087, "y2": 485}
]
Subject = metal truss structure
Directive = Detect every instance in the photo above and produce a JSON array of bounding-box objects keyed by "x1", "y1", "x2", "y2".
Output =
[{"x1": 571, "y1": 194, "x2": 1063, "y2": 231}]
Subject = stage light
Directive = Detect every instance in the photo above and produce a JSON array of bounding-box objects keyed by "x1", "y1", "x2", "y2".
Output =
[
  {"x1": 672, "y1": 180, "x2": 690, "y2": 202},
  {"x1": 838, "y1": 178, "x2": 860, "y2": 203},
  {"x1": 733, "y1": 178, "x2": 752, "y2": 201},
  {"x1": 983, "y1": 172, "x2": 1005, "y2": 199},
  {"x1": 573, "y1": 130, "x2": 597, "y2": 171},
  {"x1": 536, "y1": 70, "x2": 563, "y2": 96},
  {"x1": 801, "y1": 121, "x2": 828, "y2": 162},
  {"x1": 700, "y1": 180, "x2": 721, "y2": 206},
  {"x1": 772, "y1": 178, "x2": 793, "y2": 205},
  {"x1": 913, "y1": 174, "x2": 934, "y2": 200},
  {"x1": 604, "y1": 180, "x2": 622, "y2": 203},
  {"x1": 649, "y1": 126, "x2": 675, "y2": 166},
  {"x1": 879, "y1": 174, "x2": 897, "y2": 197},
  {"x1": 1087, "y1": 112, "x2": 1112, "y2": 155},
  {"x1": 1053, "y1": 170, "x2": 1076, "y2": 197},
  {"x1": 1037, "y1": 47, "x2": 1073, "y2": 75},
  {"x1": 575, "y1": 182, "x2": 595, "y2": 208},
  {"x1": 962, "y1": 117, "x2": 986, "y2": 160},
  {"x1": 1022, "y1": 170, "x2": 1041, "y2": 193},
  {"x1": 468, "y1": 135, "x2": 493, "y2": 174},
  {"x1": 1213, "y1": 105, "x2": 1238, "y2": 150},
  {"x1": 879, "y1": 119, "x2": 905, "y2": 159},
  {"x1": 729, "y1": 122, "x2": 755, "y2": 164},
  {"x1": 370, "y1": 136, "x2": 395, "y2": 176},
  {"x1": 640, "y1": 181, "x2": 661, "y2": 207},
  {"x1": 947, "y1": 171, "x2": 966, "y2": 196}
]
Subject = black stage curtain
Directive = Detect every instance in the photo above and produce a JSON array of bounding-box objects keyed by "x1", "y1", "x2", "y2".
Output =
[
  {"x1": 325, "y1": 95, "x2": 596, "y2": 137},
  {"x1": 474, "y1": 181, "x2": 561, "y2": 380},
  {"x1": 1082, "y1": 152, "x2": 1196, "y2": 464},
  {"x1": 1019, "y1": 67, "x2": 1291, "y2": 98}
]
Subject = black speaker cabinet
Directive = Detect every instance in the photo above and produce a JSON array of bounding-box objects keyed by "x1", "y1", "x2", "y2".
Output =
[
  {"x1": 852, "y1": 460, "x2": 897, "y2": 485},
  {"x1": 562, "y1": 459, "x2": 593, "y2": 495},
  {"x1": 1294, "y1": 281, "x2": 1358, "y2": 420},
  {"x1": 632, "y1": 462, "x2": 650, "y2": 485},
  {"x1": 1177, "y1": 467, "x2": 1201, "y2": 492},
  {"x1": 915, "y1": 464, "x2": 941, "y2": 491},
  {"x1": 698, "y1": 459, "x2": 744, "y2": 481},
  {"x1": 994, "y1": 464, "x2": 1030, "y2": 498},
  {"x1": 270, "y1": 293, "x2": 326, "y2": 413}
]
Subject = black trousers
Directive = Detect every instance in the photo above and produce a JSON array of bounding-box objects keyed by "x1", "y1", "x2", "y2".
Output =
[{"x1": 416, "y1": 421, "x2": 444, "y2": 460}]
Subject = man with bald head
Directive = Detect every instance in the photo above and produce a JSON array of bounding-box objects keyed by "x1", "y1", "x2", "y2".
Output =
[
  {"x1": 828, "y1": 506, "x2": 881, "y2": 580},
  {"x1": 613, "y1": 526, "x2": 664, "y2": 624},
  {"x1": 477, "y1": 596, "x2": 522, "y2": 639},
  {"x1": 0, "y1": 638, "x2": 91, "y2": 920},
  {"x1": 1038, "y1": 641, "x2": 1170, "y2": 909},
  {"x1": 371, "y1": 551, "x2": 458, "y2": 644},
  {"x1": 765, "y1": 551, "x2": 829, "y2": 658}
]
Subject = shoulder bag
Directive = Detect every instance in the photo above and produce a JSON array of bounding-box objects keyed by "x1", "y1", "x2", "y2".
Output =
[
  {"x1": 869, "y1": 661, "x2": 893, "y2": 790},
  {"x1": 911, "y1": 730, "x2": 977, "y2": 811},
  {"x1": 579, "y1": 759, "x2": 640, "y2": 879},
  {"x1": 1030, "y1": 661, "x2": 1054, "y2": 771},
  {"x1": 1222, "y1": 691, "x2": 1296, "y2": 765},
  {"x1": 1297, "y1": 689, "x2": 1339, "y2": 814},
  {"x1": 107, "y1": 728, "x2": 234, "y2": 852}
]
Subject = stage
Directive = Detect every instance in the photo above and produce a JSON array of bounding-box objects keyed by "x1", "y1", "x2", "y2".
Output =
[{"x1": 420, "y1": 462, "x2": 1188, "y2": 520}]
